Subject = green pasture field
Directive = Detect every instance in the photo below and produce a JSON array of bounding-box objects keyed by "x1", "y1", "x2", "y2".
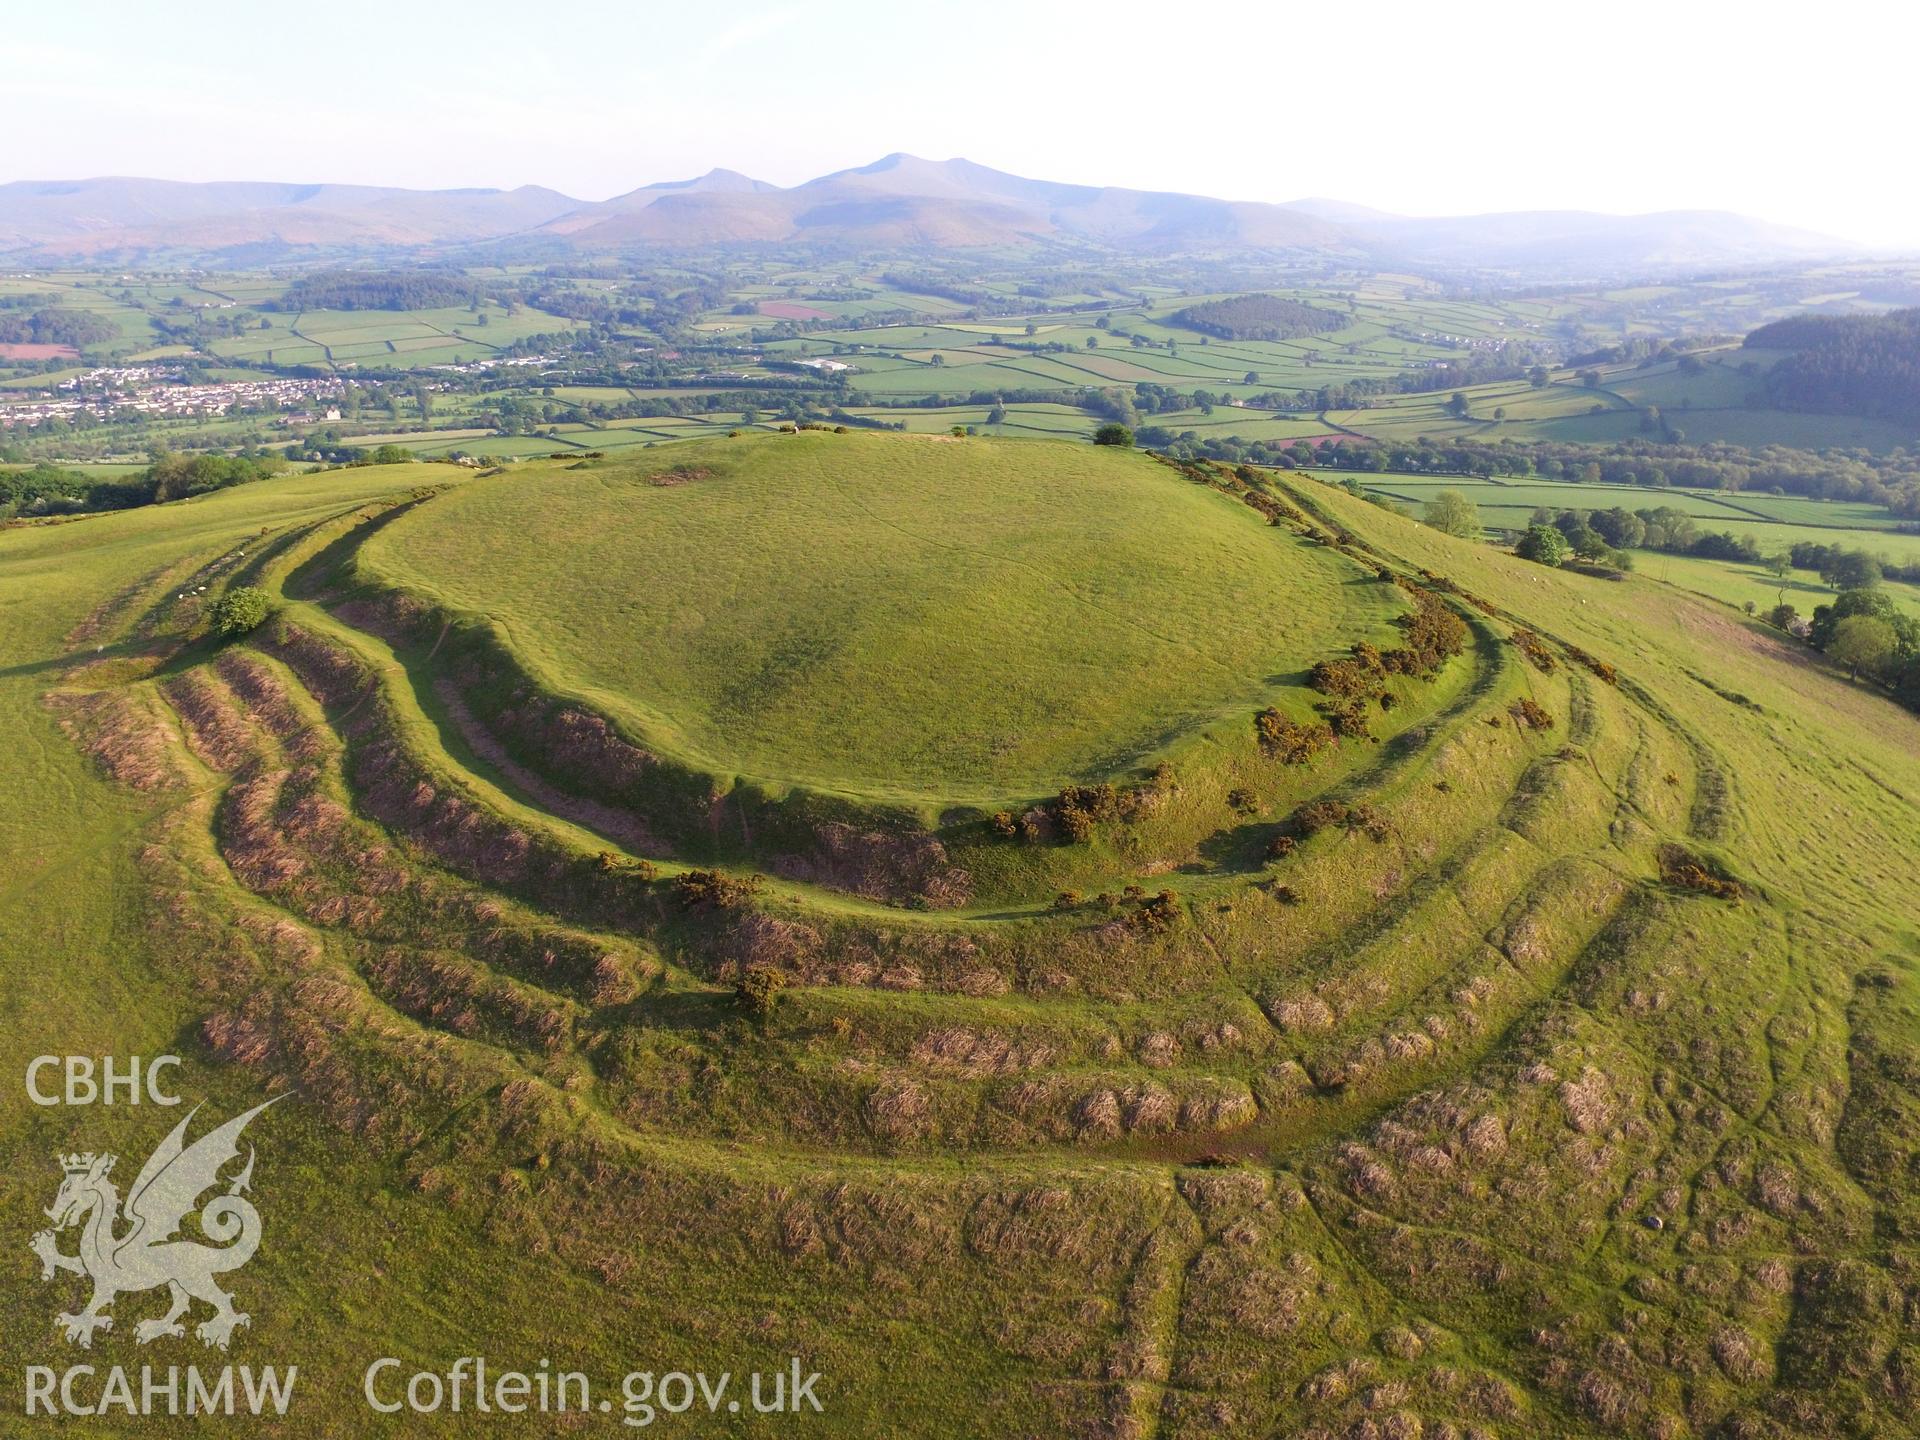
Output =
[
  {"x1": 1146, "y1": 411, "x2": 1341, "y2": 444},
  {"x1": 0, "y1": 366, "x2": 87, "y2": 389},
  {"x1": 1, "y1": 459, "x2": 148, "y2": 478},
  {"x1": 546, "y1": 385, "x2": 652, "y2": 404},
  {"x1": 1677, "y1": 519, "x2": 1920, "y2": 570},
  {"x1": 1348, "y1": 474, "x2": 1920, "y2": 546},
  {"x1": 837, "y1": 403, "x2": 1095, "y2": 436},
  {"x1": 1625, "y1": 545, "x2": 1920, "y2": 621},
  {"x1": 1715, "y1": 493, "x2": 1912, "y2": 528},
  {"x1": 400, "y1": 431, "x2": 593, "y2": 458},
  {"x1": 208, "y1": 301, "x2": 580, "y2": 371},
  {"x1": 1371, "y1": 478, "x2": 1761, "y2": 519},
  {"x1": 1602, "y1": 357, "x2": 1767, "y2": 410},
  {"x1": 332, "y1": 426, "x2": 499, "y2": 449}
]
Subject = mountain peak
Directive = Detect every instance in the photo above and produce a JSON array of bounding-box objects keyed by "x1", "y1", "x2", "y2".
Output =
[
  {"x1": 642, "y1": 167, "x2": 772, "y2": 195},
  {"x1": 837, "y1": 153, "x2": 966, "y2": 180}
]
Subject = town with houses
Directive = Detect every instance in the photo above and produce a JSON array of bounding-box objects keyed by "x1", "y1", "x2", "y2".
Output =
[
  {"x1": 0, "y1": 365, "x2": 350, "y2": 430},
  {"x1": 0, "y1": 342, "x2": 578, "y2": 437}
]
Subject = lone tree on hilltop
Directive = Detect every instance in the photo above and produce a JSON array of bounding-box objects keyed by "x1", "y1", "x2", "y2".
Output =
[
  {"x1": 1422, "y1": 489, "x2": 1481, "y2": 539},
  {"x1": 1093, "y1": 423, "x2": 1134, "y2": 448}
]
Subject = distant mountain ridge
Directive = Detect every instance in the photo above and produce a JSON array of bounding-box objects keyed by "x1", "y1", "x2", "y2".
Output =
[
  {"x1": 0, "y1": 177, "x2": 580, "y2": 253},
  {"x1": 1330, "y1": 207, "x2": 1847, "y2": 271},
  {"x1": 0, "y1": 156, "x2": 1859, "y2": 272},
  {"x1": 528, "y1": 154, "x2": 1350, "y2": 252}
]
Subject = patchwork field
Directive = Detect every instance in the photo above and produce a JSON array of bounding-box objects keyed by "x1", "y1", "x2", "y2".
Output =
[
  {"x1": 7, "y1": 266, "x2": 1917, "y2": 476},
  {"x1": 4, "y1": 431, "x2": 1918, "y2": 1437},
  {"x1": 207, "y1": 301, "x2": 581, "y2": 370}
]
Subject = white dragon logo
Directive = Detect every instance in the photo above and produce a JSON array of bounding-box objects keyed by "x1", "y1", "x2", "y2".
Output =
[{"x1": 29, "y1": 1097, "x2": 282, "y2": 1350}]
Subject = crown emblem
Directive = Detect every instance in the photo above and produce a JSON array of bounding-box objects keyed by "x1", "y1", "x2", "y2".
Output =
[{"x1": 59, "y1": 1152, "x2": 109, "y2": 1175}]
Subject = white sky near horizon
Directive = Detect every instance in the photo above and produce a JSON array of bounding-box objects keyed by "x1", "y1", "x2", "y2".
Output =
[{"x1": 8, "y1": 0, "x2": 1919, "y2": 247}]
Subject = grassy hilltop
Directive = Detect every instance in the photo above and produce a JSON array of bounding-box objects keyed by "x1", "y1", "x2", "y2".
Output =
[
  {"x1": 355, "y1": 435, "x2": 1405, "y2": 805},
  {"x1": 2, "y1": 430, "x2": 1918, "y2": 1437}
]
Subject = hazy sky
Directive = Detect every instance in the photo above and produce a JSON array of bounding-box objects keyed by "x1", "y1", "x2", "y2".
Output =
[{"x1": 12, "y1": 0, "x2": 1918, "y2": 245}]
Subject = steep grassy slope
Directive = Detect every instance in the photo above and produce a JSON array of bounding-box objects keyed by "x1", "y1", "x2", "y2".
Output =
[{"x1": 3, "y1": 439, "x2": 1917, "y2": 1437}]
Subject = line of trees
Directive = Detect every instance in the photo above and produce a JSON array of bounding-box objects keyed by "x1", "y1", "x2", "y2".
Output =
[
  {"x1": 1515, "y1": 502, "x2": 1919, "y2": 586},
  {"x1": 2, "y1": 450, "x2": 287, "y2": 519}
]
